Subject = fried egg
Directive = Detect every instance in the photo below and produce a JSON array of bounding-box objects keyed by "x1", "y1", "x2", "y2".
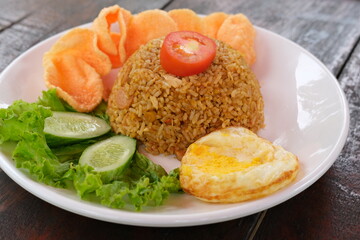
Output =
[{"x1": 180, "y1": 127, "x2": 299, "y2": 203}]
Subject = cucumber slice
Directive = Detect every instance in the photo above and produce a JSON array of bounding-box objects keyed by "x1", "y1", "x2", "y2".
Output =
[
  {"x1": 79, "y1": 135, "x2": 136, "y2": 182},
  {"x1": 44, "y1": 111, "x2": 111, "y2": 146}
]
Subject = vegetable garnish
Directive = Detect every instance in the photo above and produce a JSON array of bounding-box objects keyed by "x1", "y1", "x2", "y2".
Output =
[
  {"x1": 0, "y1": 89, "x2": 181, "y2": 211},
  {"x1": 79, "y1": 135, "x2": 136, "y2": 183},
  {"x1": 44, "y1": 111, "x2": 111, "y2": 147},
  {"x1": 160, "y1": 31, "x2": 217, "y2": 76}
]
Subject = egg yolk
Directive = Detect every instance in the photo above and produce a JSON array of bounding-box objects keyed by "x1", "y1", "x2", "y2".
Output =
[{"x1": 188, "y1": 144, "x2": 264, "y2": 175}]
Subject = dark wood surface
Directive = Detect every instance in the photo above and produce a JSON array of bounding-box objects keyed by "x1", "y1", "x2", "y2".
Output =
[{"x1": 0, "y1": 0, "x2": 359, "y2": 239}]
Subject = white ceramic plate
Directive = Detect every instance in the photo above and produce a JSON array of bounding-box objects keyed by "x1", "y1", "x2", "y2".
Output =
[{"x1": 0, "y1": 24, "x2": 349, "y2": 227}]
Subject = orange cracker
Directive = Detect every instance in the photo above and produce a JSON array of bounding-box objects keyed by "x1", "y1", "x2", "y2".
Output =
[
  {"x1": 43, "y1": 54, "x2": 104, "y2": 112},
  {"x1": 117, "y1": 9, "x2": 132, "y2": 65},
  {"x1": 216, "y1": 14, "x2": 256, "y2": 65},
  {"x1": 92, "y1": 5, "x2": 132, "y2": 68},
  {"x1": 107, "y1": 32, "x2": 122, "y2": 67},
  {"x1": 45, "y1": 28, "x2": 111, "y2": 76},
  {"x1": 92, "y1": 5, "x2": 121, "y2": 56},
  {"x1": 168, "y1": 9, "x2": 205, "y2": 33},
  {"x1": 125, "y1": 9, "x2": 178, "y2": 57},
  {"x1": 203, "y1": 12, "x2": 228, "y2": 38}
]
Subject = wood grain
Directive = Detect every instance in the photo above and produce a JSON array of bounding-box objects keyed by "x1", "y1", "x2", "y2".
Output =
[{"x1": 0, "y1": 0, "x2": 359, "y2": 239}]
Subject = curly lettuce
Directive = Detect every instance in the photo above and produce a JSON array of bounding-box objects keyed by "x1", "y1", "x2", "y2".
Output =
[
  {"x1": 0, "y1": 99, "x2": 71, "y2": 187},
  {"x1": 71, "y1": 152, "x2": 181, "y2": 211}
]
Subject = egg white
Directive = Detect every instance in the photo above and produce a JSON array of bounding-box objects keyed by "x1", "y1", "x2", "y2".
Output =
[{"x1": 180, "y1": 127, "x2": 299, "y2": 203}]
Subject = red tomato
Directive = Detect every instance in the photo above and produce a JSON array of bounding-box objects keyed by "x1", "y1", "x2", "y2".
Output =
[{"x1": 160, "y1": 31, "x2": 216, "y2": 77}]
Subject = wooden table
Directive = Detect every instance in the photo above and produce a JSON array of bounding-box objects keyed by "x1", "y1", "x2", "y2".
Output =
[{"x1": 0, "y1": 0, "x2": 359, "y2": 239}]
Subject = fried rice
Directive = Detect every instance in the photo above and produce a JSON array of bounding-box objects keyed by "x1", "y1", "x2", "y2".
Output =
[{"x1": 107, "y1": 37, "x2": 264, "y2": 157}]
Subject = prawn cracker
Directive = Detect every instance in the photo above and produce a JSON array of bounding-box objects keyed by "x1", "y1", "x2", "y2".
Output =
[
  {"x1": 117, "y1": 9, "x2": 132, "y2": 66},
  {"x1": 125, "y1": 9, "x2": 178, "y2": 57},
  {"x1": 203, "y1": 12, "x2": 228, "y2": 38},
  {"x1": 168, "y1": 9, "x2": 205, "y2": 33},
  {"x1": 216, "y1": 14, "x2": 256, "y2": 65},
  {"x1": 45, "y1": 28, "x2": 111, "y2": 76},
  {"x1": 92, "y1": 5, "x2": 132, "y2": 68},
  {"x1": 43, "y1": 54, "x2": 104, "y2": 112}
]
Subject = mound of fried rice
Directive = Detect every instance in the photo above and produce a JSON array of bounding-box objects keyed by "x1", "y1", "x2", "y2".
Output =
[{"x1": 107, "y1": 37, "x2": 264, "y2": 157}]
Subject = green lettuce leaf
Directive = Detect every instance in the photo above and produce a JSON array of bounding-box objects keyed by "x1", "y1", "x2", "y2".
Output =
[
  {"x1": 96, "y1": 168, "x2": 181, "y2": 211},
  {"x1": 0, "y1": 99, "x2": 71, "y2": 187},
  {"x1": 71, "y1": 164, "x2": 103, "y2": 198},
  {"x1": 71, "y1": 152, "x2": 181, "y2": 211},
  {"x1": 37, "y1": 88, "x2": 74, "y2": 112},
  {"x1": 119, "y1": 151, "x2": 167, "y2": 181},
  {"x1": 0, "y1": 100, "x2": 51, "y2": 143},
  {"x1": 13, "y1": 133, "x2": 71, "y2": 187},
  {"x1": 96, "y1": 153, "x2": 181, "y2": 210},
  {"x1": 90, "y1": 101, "x2": 110, "y2": 124}
]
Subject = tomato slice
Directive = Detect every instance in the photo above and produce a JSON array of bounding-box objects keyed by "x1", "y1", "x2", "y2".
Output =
[{"x1": 160, "y1": 31, "x2": 216, "y2": 77}]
